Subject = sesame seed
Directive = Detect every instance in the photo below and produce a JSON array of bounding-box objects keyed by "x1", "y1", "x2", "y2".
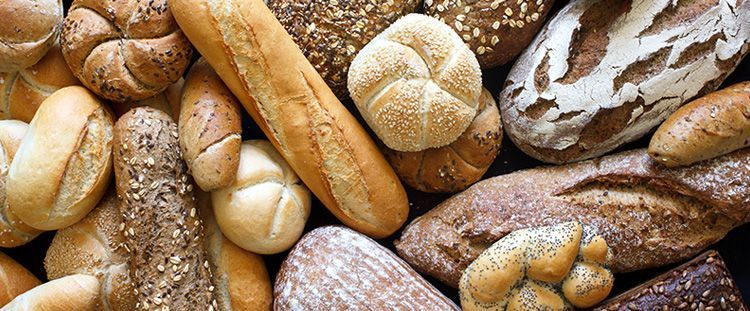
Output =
[
  {"x1": 170, "y1": 256, "x2": 181, "y2": 265},
  {"x1": 492, "y1": 21, "x2": 501, "y2": 29},
  {"x1": 505, "y1": 7, "x2": 513, "y2": 16},
  {"x1": 157, "y1": 265, "x2": 165, "y2": 272}
]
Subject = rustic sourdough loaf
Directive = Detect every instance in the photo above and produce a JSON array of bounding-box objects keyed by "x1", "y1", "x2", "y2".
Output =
[{"x1": 499, "y1": 0, "x2": 750, "y2": 164}]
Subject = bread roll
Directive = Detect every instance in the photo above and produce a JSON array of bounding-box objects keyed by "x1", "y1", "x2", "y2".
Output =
[
  {"x1": 348, "y1": 13, "x2": 482, "y2": 152},
  {"x1": 0, "y1": 44, "x2": 80, "y2": 123},
  {"x1": 113, "y1": 107, "x2": 215, "y2": 310},
  {"x1": 649, "y1": 81, "x2": 750, "y2": 167},
  {"x1": 44, "y1": 190, "x2": 135, "y2": 311},
  {"x1": 0, "y1": 274, "x2": 100, "y2": 311},
  {"x1": 0, "y1": 0, "x2": 62, "y2": 72},
  {"x1": 0, "y1": 251, "x2": 40, "y2": 306},
  {"x1": 179, "y1": 58, "x2": 242, "y2": 192},
  {"x1": 170, "y1": 0, "x2": 409, "y2": 238},
  {"x1": 384, "y1": 88, "x2": 501, "y2": 193},
  {"x1": 424, "y1": 0, "x2": 554, "y2": 68},
  {"x1": 460, "y1": 222, "x2": 613, "y2": 310},
  {"x1": 267, "y1": 0, "x2": 419, "y2": 97},
  {"x1": 61, "y1": 0, "x2": 192, "y2": 102},
  {"x1": 113, "y1": 79, "x2": 183, "y2": 121},
  {"x1": 212, "y1": 140, "x2": 310, "y2": 255},
  {"x1": 8, "y1": 86, "x2": 113, "y2": 231}
]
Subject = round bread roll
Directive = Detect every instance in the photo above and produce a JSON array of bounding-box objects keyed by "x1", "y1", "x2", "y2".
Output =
[
  {"x1": 0, "y1": 274, "x2": 100, "y2": 311},
  {"x1": 8, "y1": 86, "x2": 114, "y2": 231},
  {"x1": 424, "y1": 0, "x2": 554, "y2": 68},
  {"x1": 384, "y1": 88, "x2": 502, "y2": 193},
  {"x1": 212, "y1": 140, "x2": 311, "y2": 255},
  {"x1": 459, "y1": 222, "x2": 614, "y2": 310},
  {"x1": 0, "y1": 0, "x2": 62, "y2": 72},
  {"x1": 44, "y1": 190, "x2": 135, "y2": 311},
  {"x1": 0, "y1": 251, "x2": 41, "y2": 306},
  {"x1": 112, "y1": 79, "x2": 183, "y2": 121},
  {"x1": 61, "y1": 0, "x2": 192, "y2": 102},
  {"x1": 267, "y1": 0, "x2": 420, "y2": 97},
  {"x1": 0, "y1": 44, "x2": 80, "y2": 123},
  {"x1": 348, "y1": 13, "x2": 482, "y2": 152}
]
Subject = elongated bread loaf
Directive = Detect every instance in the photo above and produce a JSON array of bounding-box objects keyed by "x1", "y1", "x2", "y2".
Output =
[
  {"x1": 395, "y1": 148, "x2": 750, "y2": 287},
  {"x1": 169, "y1": 0, "x2": 409, "y2": 238},
  {"x1": 0, "y1": 251, "x2": 40, "y2": 306},
  {"x1": 0, "y1": 121, "x2": 41, "y2": 247},
  {"x1": 0, "y1": 274, "x2": 100, "y2": 311}
]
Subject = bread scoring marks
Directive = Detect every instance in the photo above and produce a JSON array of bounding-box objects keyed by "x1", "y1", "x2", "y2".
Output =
[{"x1": 500, "y1": 0, "x2": 750, "y2": 158}]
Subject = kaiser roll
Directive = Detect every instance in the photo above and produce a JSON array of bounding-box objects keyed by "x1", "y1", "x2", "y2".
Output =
[
  {"x1": 0, "y1": 251, "x2": 40, "y2": 306},
  {"x1": 0, "y1": 0, "x2": 62, "y2": 72},
  {"x1": 348, "y1": 13, "x2": 482, "y2": 152}
]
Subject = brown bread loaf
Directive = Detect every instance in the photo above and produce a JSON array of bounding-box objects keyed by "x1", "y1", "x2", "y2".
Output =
[
  {"x1": 395, "y1": 148, "x2": 750, "y2": 287},
  {"x1": 0, "y1": 0, "x2": 62, "y2": 72},
  {"x1": 113, "y1": 79, "x2": 183, "y2": 121},
  {"x1": 113, "y1": 107, "x2": 215, "y2": 310},
  {"x1": 0, "y1": 252, "x2": 41, "y2": 306},
  {"x1": 0, "y1": 274, "x2": 100, "y2": 311}
]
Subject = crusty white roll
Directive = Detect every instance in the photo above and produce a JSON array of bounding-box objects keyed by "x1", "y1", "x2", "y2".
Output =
[
  {"x1": 180, "y1": 58, "x2": 242, "y2": 192},
  {"x1": 0, "y1": 251, "x2": 41, "y2": 306},
  {"x1": 0, "y1": 274, "x2": 100, "y2": 311},
  {"x1": 8, "y1": 86, "x2": 114, "y2": 231},
  {"x1": 112, "y1": 79, "x2": 183, "y2": 121},
  {"x1": 212, "y1": 140, "x2": 311, "y2": 255},
  {"x1": 0, "y1": 0, "x2": 63, "y2": 72},
  {"x1": 348, "y1": 13, "x2": 482, "y2": 152}
]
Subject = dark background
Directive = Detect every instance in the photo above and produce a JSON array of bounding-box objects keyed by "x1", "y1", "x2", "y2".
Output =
[{"x1": 7, "y1": 0, "x2": 750, "y2": 307}]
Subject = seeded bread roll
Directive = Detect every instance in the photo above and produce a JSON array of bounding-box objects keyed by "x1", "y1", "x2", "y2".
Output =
[
  {"x1": 384, "y1": 88, "x2": 502, "y2": 193},
  {"x1": 0, "y1": 44, "x2": 80, "y2": 123},
  {"x1": 179, "y1": 58, "x2": 242, "y2": 192},
  {"x1": 0, "y1": 274, "x2": 100, "y2": 311},
  {"x1": 113, "y1": 79, "x2": 183, "y2": 121},
  {"x1": 0, "y1": 0, "x2": 62, "y2": 72},
  {"x1": 267, "y1": 0, "x2": 419, "y2": 97},
  {"x1": 8, "y1": 86, "x2": 114, "y2": 231},
  {"x1": 113, "y1": 107, "x2": 215, "y2": 310},
  {"x1": 348, "y1": 13, "x2": 482, "y2": 152},
  {"x1": 424, "y1": 0, "x2": 554, "y2": 68},
  {"x1": 0, "y1": 251, "x2": 41, "y2": 306}
]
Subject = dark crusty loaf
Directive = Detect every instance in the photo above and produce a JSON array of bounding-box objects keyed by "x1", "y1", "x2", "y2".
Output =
[
  {"x1": 113, "y1": 107, "x2": 215, "y2": 310},
  {"x1": 594, "y1": 251, "x2": 747, "y2": 311},
  {"x1": 395, "y1": 148, "x2": 750, "y2": 287},
  {"x1": 274, "y1": 226, "x2": 459, "y2": 310}
]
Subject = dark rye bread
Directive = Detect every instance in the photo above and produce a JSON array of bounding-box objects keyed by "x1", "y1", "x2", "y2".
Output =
[
  {"x1": 113, "y1": 107, "x2": 215, "y2": 310},
  {"x1": 274, "y1": 226, "x2": 459, "y2": 310},
  {"x1": 594, "y1": 251, "x2": 748, "y2": 311},
  {"x1": 395, "y1": 148, "x2": 750, "y2": 287}
]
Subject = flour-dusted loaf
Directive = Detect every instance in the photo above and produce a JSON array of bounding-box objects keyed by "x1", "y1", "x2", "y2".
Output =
[
  {"x1": 274, "y1": 226, "x2": 459, "y2": 310},
  {"x1": 499, "y1": 0, "x2": 750, "y2": 164},
  {"x1": 395, "y1": 148, "x2": 750, "y2": 287}
]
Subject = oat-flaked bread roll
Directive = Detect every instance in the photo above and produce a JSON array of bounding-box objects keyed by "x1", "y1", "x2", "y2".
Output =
[
  {"x1": 0, "y1": 0, "x2": 62, "y2": 72},
  {"x1": 650, "y1": 81, "x2": 750, "y2": 167},
  {"x1": 499, "y1": 0, "x2": 750, "y2": 164},
  {"x1": 0, "y1": 274, "x2": 100, "y2": 311},
  {"x1": 0, "y1": 44, "x2": 80, "y2": 123},
  {"x1": 113, "y1": 107, "x2": 215, "y2": 310},
  {"x1": 44, "y1": 190, "x2": 135, "y2": 311},
  {"x1": 395, "y1": 148, "x2": 750, "y2": 287},
  {"x1": 179, "y1": 58, "x2": 242, "y2": 192},
  {"x1": 349, "y1": 13, "x2": 482, "y2": 152},
  {"x1": 424, "y1": 0, "x2": 554, "y2": 68},
  {"x1": 385, "y1": 88, "x2": 502, "y2": 193},
  {"x1": 460, "y1": 222, "x2": 613, "y2": 310},
  {"x1": 61, "y1": 0, "x2": 192, "y2": 102},
  {"x1": 8, "y1": 86, "x2": 113, "y2": 231},
  {"x1": 0, "y1": 251, "x2": 40, "y2": 306},
  {"x1": 267, "y1": 0, "x2": 419, "y2": 97},
  {"x1": 113, "y1": 79, "x2": 183, "y2": 121}
]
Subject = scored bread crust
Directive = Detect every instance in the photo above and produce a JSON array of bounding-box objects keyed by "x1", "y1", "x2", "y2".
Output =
[
  {"x1": 0, "y1": 0, "x2": 62, "y2": 72},
  {"x1": 113, "y1": 107, "x2": 215, "y2": 310},
  {"x1": 395, "y1": 148, "x2": 750, "y2": 287}
]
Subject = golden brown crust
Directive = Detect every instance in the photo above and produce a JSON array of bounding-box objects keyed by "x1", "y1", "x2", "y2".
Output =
[
  {"x1": 0, "y1": 0, "x2": 62, "y2": 72},
  {"x1": 1, "y1": 274, "x2": 100, "y2": 311},
  {"x1": 0, "y1": 121, "x2": 40, "y2": 247},
  {"x1": 0, "y1": 251, "x2": 41, "y2": 306},
  {"x1": 113, "y1": 79, "x2": 183, "y2": 121}
]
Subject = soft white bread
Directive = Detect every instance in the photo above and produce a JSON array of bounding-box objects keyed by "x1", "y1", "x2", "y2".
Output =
[
  {"x1": 0, "y1": 44, "x2": 80, "y2": 123},
  {"x1": 212, "y1": 140, "x2": 310, "y2": 255},
  {"x1": 0, "y1": 251, "x2": 41, "y2": 306},
  {"x1": 8, "y1": 86, "x2": 114, "y2": 231},
  {"x1": 44, "y1": 190, "x2": 135, "y2": 311},
  {"x1": 348, "y1": 13, "x2": 482, "y2": 152},
  {"x1": 459, "y1": 222, "x2": 614, "y2": 310},
  {"x1": 0, "y1": 274, "x2": 100, "y2": 311},
  {"x1": 180, "y1": 58, "x2": 242, "y2": 192},
  {"x1": 112, "y1": 79, "x2": 183, "y2": 121},
  {"x1": 0, "y1": 121, "x2": 41, "y2": 247},
  {"x1": 0, "y1": 0, "x2": 62, "y2": 72},
  {"x1": 170, "y1": 0, "x2": 409, "y2": 238}
]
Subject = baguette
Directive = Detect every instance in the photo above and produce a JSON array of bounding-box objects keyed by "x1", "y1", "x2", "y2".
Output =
[
  {"x1": 395, "y1": 148, "x2": 750, "y2": 287},
  {"x1": 169, "y1": 0, "x2": 409, "y2": 238},
  {"x1": 0, "y1": 274, "x2": 99, "y2": 311},
  {"x1": 0, "y1": 252, "x2": 40, "y2": 306},
  {"x1": 650, "y1": 81, "x2": 750, "y2": 167},
  {"x1": 113, "y1": 107, "x2": 215, "y2": 310}
]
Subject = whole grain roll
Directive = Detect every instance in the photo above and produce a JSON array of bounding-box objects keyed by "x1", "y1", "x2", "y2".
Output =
[
  {"x1": 0, "y1": 0, "x2": 62, "y2": 72},
  {"x1": 0, "y1": 274, "x2": 100, "y2": 311},
  {"x1": 267, "y1": 0, "x2": 419, "y2": 97},
  {"x1": 61, "y1": 0, "x2": 192, "y2": 102},
  {"x1": 113, "y1": 79, "x2": 183, "y2": 121},
  {"x1": 8, "y1": 86, "x2": 114, "y2": 231},
  {"x1": 0, "y1": 251, "x2": 41, "y2": 306},
  {"x1": 348, "y1": 13, "x2": 482, "y2": 152}
]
